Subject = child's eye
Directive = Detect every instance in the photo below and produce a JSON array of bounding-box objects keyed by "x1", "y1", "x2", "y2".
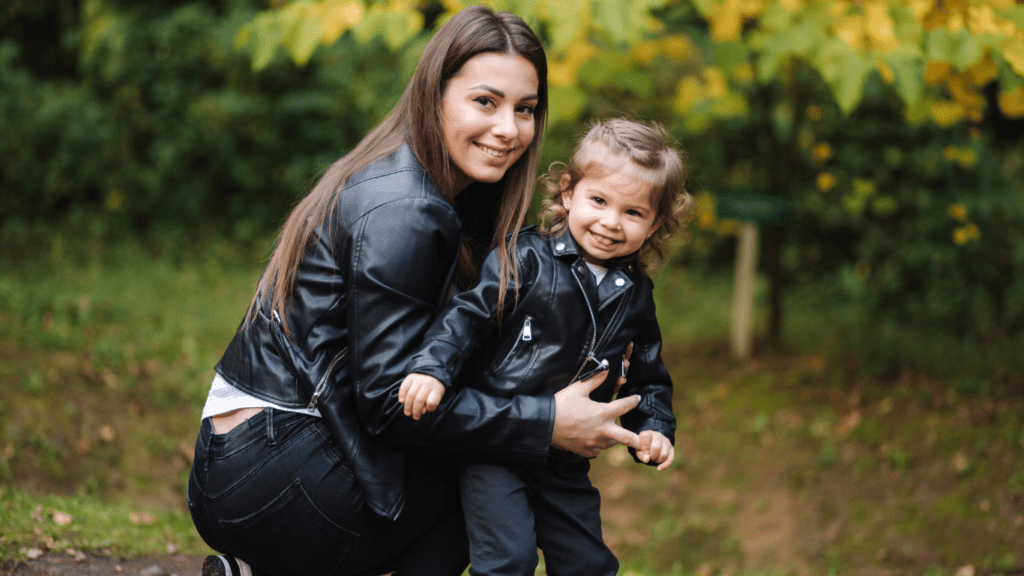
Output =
[
  {"x1": 590, "y1": 196, "x2": 606, "y2": 205},
  {"x1": 626, "y1": 209, "x2": 643, "y2": 217}
]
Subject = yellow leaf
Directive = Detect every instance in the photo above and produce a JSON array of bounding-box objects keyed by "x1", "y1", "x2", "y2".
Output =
[
  {"x1": 816, "y1": 172, "x2": 836, "y2": 192},
  {"x1": 806, "y1": 104, "x2": 823, "y2": 121},
  {"x1": 740, "y1": 0, "x2": 767, "y2": 18},
  {"x1": 674, "y1": 76, "x2": 703, "y2": 113},
  {"x1": 709, "y1": 0, "x2": 744, "y2": 41},
  {"x1": 947, "y1": 11, "x2": 965, "y2": 33},
  {"x1": 813, "y1": 142, "x2": 833, "y2": 162},
  {"x1": 1001, "y1": 37, "x2": 1024, "y2": 76},
  {"x1": 966, "y1": 57, "x2": 999, "y2": 86},
  {"x1": 702, "y1": 66, "x2": 729, "y2": 99},
  {"x1": 777, "y1": 0, "x2": 802, "y2": 12},
  {"x1": 835, "y1": 14, "x2": 866, "y2": 52},
  {"x1": 924, "y1": 60, "x2": 952, "y2": 85},
  {"x1": 930, "y1": 100, "x2": 965, "y2": 127},
  {"x1": 876, "y1": 56, "x2": 895, "y2": 85},
  {"x1": 948, "y1": 202, "x2": 968, "y2": 221},
  {"x1": 731, "y1": 63, "x2": 754, "y2": 83},
  {"x1": 998, "y1": 88, "x2": 1024, "y2": 117},
  {"x1": 943, "y1": 146, "x2": 960, "y2": 162},
  {"x1": 865, "y1": 1, "x2": 898, "y2": 52},
  {"x1": 340, "y1": 0, "x2": 365, "y2": 26},
  {"x1": 661, "y1": 34, "x2": 696, "y2": 62},
  {"x1": 441, "y1": 0, "x2": 464, "y2": 14},
  {"x1": 632, "y1": 40, "x2": 660, "y2": 65},
  {"x1": 907, "y1": 0, "x2": 931, "y2": 21}
]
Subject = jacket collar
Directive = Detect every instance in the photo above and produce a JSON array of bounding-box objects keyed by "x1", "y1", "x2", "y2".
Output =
[{"x1": 547, "y1": 227, "x2": 636, "y2": 309}]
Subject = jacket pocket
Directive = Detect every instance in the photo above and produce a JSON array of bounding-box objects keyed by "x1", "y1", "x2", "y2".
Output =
[{"x1": 492, "y1": 315, "x2": 533, "y2": 374}]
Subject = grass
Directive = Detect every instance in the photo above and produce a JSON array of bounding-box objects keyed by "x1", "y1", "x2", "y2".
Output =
[{"x1": 2, "y1": 238, "x2": 1023, "y2": 575}]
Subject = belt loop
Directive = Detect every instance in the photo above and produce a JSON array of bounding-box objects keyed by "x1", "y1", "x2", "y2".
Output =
[{"x1": 266, "y1": 409, "x2": 278, "y2": 446}]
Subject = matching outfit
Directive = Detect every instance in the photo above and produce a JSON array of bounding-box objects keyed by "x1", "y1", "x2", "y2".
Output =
[{"x1": 408, "y1": 225, "x2": 676, "y2": 576}]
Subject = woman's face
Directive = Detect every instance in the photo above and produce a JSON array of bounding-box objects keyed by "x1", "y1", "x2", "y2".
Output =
[{"x1": 441, "y1": 52, "x2": 539, "y2": 192}]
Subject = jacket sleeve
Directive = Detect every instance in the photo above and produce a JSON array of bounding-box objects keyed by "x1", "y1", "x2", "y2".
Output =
[
  {"x1": 404, "y1": 244, "x2": 514, "y2": 387},
  {"x1": 617, "y1": 291, "x2": 676, "y2": 463},
  {"x1": 345, "y1": 199, "x2": 553, "y2": 463}
]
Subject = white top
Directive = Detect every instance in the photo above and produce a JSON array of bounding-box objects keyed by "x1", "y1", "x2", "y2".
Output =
[
  {"x1": 201, "y1": 373, "x2": 322, "y2": 420},
  {"x1": 585, "y1": 262, "x2": 609, "y2": 285}
]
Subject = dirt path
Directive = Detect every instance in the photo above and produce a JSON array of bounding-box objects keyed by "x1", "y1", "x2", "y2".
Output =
[{"x1": 1, "y1": 554, "x2": 205, "y2": 576}]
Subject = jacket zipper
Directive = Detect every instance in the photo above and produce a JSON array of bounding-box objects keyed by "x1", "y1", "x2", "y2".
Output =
[
  {"x1": 270, "y1": 310, "x2": 348, "y2": 413},
  {"x1": 308, "y1": 348, "x2": 348, "y2": 413},
  {"x1": 494, "y1": 315, "x2": 532, "y2": 372},
  {"x1": 568, "y1": 267, "x2": 604, "y2": 383}
]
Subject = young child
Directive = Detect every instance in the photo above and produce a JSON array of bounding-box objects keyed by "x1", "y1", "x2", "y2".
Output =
[{"x1": 399, "y1": 118, "x2": 693, "y2": 576}]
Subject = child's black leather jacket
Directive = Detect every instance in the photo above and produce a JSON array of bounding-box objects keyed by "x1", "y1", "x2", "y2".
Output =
[
  {"x1": 407, "y1": 226, "x2": 676, "y2": 462},
  {"x1": 214, "y1": 145, "x2": 554, "y2": 521}
]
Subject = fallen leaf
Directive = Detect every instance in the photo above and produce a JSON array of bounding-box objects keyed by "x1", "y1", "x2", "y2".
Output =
[
  {"x1": 99, "y1": 424, "x2": 116, "y2": 442},
  {"x1": 130, "y1": 511, "x2": 157, "y2": 525},
  {"x1": 952, "y1": 450, "x2": 970, "y2": 473},
  {"x1": 52, "y1": 511, "x2": 73, "y2": 526},
  {"x1": 956, "y1": 565, "x2": 975, "y2": 576},
  {"x1": 23, "y1": 548, "x2": 44, "y2": 559}
]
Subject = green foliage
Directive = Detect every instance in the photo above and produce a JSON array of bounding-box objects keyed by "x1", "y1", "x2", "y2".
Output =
[{"x1": 0, "y1": 0, "x2": 405, "y2": 242}]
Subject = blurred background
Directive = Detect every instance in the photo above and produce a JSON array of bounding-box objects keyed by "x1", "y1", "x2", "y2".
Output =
[{"x1": 2, "y1": 0, "x2": 1023, "y2": 574}]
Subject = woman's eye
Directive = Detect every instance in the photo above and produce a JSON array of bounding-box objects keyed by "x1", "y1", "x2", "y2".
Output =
[
  {"x1": 474, "y1": 97, "x2": 495, "y2": 108},
  {"x1": 516, "y1": 104, "x2": 535, "y2": 118}
]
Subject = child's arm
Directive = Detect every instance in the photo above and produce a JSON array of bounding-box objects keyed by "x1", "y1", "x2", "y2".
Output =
[
  {"x1": 636, "y1": 430, "x2": 675, "y2": 471},
  {"x1": 618, "y1": 294, "x2": 677, "y2": 465},
  {"x1": 398, "y1": 373, "x2": 447, "y2": 419}
]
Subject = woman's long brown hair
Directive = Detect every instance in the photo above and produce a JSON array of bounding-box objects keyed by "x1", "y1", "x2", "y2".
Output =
[{"x1": 246, "y1": 5, "x2": 548, "y2": 334}]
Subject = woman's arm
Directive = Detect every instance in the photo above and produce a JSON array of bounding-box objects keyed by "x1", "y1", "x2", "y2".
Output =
[{"x1": 344, "y1": 200, "x2": 640, "y2": 461}]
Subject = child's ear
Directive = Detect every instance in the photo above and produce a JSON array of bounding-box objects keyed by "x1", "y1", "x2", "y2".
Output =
[
  {"x1": 647, "y1": 216, "x2": 666, "y2": 238},
  {"x1": 560, "y1": 175, "x2": 573, "y2": 209}
]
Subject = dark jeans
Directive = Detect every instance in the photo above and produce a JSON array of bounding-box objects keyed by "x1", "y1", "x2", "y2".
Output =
[
  {"x1": 459, "y1": 460, "x2": 618, "y2": 576},
  {"x1": 187, "y1": 408, "x2": 469, "y2": 576}
]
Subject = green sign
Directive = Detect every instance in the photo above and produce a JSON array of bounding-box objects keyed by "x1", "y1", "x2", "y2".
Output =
[{"x1": 716, "y1": 192, "x2": 786, "y2": 224}]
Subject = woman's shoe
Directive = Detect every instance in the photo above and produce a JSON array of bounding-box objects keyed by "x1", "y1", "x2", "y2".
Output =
[{"x1": 201, "y1": 555, "x2": 252, "y2": 576}]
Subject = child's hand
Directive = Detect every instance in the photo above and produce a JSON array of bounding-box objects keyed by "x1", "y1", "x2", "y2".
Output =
[
  {"x1": 398, "y1": 373, "x2": 446, "y2": 420},
  {"x1": 636, "y1": 430, "x2": 675, "y2": 471}
]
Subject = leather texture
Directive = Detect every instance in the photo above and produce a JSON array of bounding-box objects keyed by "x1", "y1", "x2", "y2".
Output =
[{"x1": 215, "y1": 145, "x2": 554, "y2": 520}]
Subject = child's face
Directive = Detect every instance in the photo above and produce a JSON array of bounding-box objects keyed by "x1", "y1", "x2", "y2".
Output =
[{"x1": 561, "y1": 169, "x2": 662, "y2": 266}]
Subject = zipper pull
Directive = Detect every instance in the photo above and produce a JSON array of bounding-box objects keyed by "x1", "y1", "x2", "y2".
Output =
[
  {"x1": 307, "y1": 393, "x2": 320, "y2": 413},
  {"x1": 522, "y1": 316, "x2": 533, "y2": 341},
  {"x1": 272, "y1": 309, "x2": 282, "y2": 323}
]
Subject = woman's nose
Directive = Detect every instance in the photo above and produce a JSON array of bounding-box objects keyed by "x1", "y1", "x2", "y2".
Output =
[{"x1": 491, "y1": 107, "x2": 519, "y2": 139}]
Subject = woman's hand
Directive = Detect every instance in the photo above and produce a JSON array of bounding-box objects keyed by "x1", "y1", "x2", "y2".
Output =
[{"x1": 552, "y1": 368, "x2": 641, "y2": 458}]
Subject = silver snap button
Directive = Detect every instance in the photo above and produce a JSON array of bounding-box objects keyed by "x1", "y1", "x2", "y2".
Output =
[
  {"x1": 556, "y1": 243, "x2": 565, "y2": 251},
  {"x1": 615, "y1": 278, "x2": 625, "y2": 287}
]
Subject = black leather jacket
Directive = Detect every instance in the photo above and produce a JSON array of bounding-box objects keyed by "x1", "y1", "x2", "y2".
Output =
[
  {"x1": 215, "y1": 145, "x2": 554, "y2": 520},
  {"x1": 407, "y1": 226, "x2": 676, "y2": 462}
]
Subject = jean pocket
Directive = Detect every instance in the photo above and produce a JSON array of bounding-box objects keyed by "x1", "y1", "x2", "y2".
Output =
[{"x1": 219, "y1": 479, "x2": 358, "y2": 576}]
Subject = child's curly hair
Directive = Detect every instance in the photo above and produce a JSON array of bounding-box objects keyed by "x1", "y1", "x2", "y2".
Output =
[{"x1": 538, "y1": 118, "x2": 694, "y2": 275}]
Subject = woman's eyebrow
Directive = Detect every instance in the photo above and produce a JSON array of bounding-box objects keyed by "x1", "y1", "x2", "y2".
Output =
[{"x1": 472, "y1": 85, "x2": 539, "y2": 101}]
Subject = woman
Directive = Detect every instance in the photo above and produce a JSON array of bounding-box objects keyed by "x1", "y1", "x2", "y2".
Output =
[{"x1": 187, "y1": 6, "x2": 642, "y2": 576}]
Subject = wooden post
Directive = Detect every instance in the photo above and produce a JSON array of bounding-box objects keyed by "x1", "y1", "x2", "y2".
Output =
[{"x1": 730, "y1": 222, "x2": 759, "y2": 360}]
